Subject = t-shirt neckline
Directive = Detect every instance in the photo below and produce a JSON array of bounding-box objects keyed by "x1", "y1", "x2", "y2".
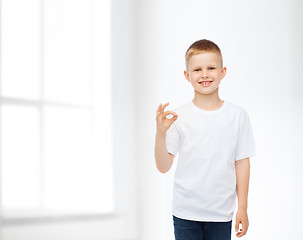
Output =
[{"x1": 190, "y1": 100, "x2": 226, "y2": 114}]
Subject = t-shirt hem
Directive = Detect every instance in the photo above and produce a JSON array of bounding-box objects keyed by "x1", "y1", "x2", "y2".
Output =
[
  {"x1": 168, "y1": 150, "x2": 177, "y2": 157},
  {"x1": 172, "y1": 212, "x2": 233, "y2": 222},
  {"x1": 235, "y1": 151, "x2": 256, "y2": 161}
]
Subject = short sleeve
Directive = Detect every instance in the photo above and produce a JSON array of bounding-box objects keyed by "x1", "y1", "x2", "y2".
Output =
[
  {"x1": 235, "y1": 110, "x2": 256, "y2": 161},
  {"x1": 166, "y1": 122, "x2": 180, "y2": 157}
]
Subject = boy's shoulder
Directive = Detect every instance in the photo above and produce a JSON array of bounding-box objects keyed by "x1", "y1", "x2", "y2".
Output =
[{"x1": 225, "y1": 101, "x2": 248, "y2": 114}]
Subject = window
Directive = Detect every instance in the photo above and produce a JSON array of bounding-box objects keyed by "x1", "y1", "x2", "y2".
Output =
[{"x1": 0, "y1": 0, "x2": 113, "y2": 219}]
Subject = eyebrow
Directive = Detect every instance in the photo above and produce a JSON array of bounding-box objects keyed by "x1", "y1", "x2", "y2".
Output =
[{"x1": 192, "y1": 65, "x2": 218, "y2": 68}]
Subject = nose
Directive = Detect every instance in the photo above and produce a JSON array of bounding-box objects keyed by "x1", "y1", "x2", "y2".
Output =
[{"x1": 201, "y1": 70, "x2": 208, "y2": 78}]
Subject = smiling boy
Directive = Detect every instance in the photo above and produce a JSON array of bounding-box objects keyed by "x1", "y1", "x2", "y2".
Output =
[{"x1": 155, "y1": 39, "x2": 256, "y2": 240}]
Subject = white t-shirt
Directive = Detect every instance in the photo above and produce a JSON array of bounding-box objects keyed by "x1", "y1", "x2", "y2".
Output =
[{"x1": 166, "y1": 100, "x2": 256, "y2": 222}]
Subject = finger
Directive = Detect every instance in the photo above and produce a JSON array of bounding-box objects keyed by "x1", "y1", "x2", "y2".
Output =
[
  {"x1": 236, "y1": 224, "x2": 247, "y2": 237},
  {"x1": 156, "y1": 111, "x2": 162, "y2": 121},
  {"x1": 156, "y1": 105, "x2": 162, "y2": 119},
  {"x1": 235, "y1": 221, "x2": 240, "y2": 232},
  {"x1": 236, "y1": 229, "x2": 245, "y2": 237},
  {"x1": 167, "y1": 114, "x2": 178, "y2": 121},
  {"x1": 163, "y1": 111, "x2": 177, "y2": 116},
  {"x1": 241, "y1": 223, "x2": 248, "y2": 235},
  {"x1": 161, "y1": 102, "x2": 169, "y2": 113},
  {"x1": 163, "y1": 111, "x2": 178, "y2": 118},
  {"x1": 156, "y1": 106, "x2": 162, "y2": 116},
  {"x1": 156, "y1": 104, "x2": 162, "y2": 114}
]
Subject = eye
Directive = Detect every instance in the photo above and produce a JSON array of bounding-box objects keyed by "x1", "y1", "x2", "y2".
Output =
[
  {"x1": 194, "y1": 69, "x2": 201, "y2": 71},
  {"x1": 209, "y1": 67, "x2": 215, "y2": 70}
]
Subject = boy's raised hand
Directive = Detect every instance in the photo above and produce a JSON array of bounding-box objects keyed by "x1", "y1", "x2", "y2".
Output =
[{"x1": 156, "y1": 102, "x2": 178, "y2": 134}]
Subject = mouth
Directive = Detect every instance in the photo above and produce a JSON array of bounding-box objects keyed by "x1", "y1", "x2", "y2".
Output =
[{"x1": 199, "y1": 81, "x2": 213, "y2": 87}]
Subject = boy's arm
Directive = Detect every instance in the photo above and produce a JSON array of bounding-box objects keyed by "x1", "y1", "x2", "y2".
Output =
[
  {"x1": 154, "y1": 102, "x2": 178, "y2": 174},
  {"x1": 235, "y1": 157, "x2": 250, "y2": 210},
  {"x1": 235, "y1": 157, "x2": 250, "y2": 237},
  {"x1": 154, "y1": 131, "x2": 175, "y2": 173}
]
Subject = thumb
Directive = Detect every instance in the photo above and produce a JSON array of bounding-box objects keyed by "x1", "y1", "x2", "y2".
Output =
[
  {"x1": 169, "y1": 115, "x2": 178, "y2": 123},
  {"x1": 235, "y1": 219, "x2": 240, "y2": 232}
]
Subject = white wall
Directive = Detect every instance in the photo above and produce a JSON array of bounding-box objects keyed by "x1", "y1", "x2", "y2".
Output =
[
  {"x1": 134, "y1": 0, "x2": 303, "y2": 240},
  {"x1": 111, "y1": 0, "x2": 139, "y2": 237}
]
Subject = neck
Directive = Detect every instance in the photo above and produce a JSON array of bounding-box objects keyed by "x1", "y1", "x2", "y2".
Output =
[{"x1": 193, "y1": 90, "x2": 223, "y2": 111}]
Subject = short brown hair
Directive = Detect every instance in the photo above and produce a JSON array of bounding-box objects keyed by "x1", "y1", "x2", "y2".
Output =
[{"x1": 185, "y1": 39, "x2": 223, "y2": 70}]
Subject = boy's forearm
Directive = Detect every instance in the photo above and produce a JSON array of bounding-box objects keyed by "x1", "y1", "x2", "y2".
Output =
[
  {"x1": 235, "y1": 158, "x2": 250, "y2": 211},
  {"x1": 154, "y1": 131, "x2": 171, "y2": 173}
]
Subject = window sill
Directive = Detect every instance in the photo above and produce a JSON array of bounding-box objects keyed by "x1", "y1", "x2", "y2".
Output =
[
  {"x1": 0, "y1": 211, "x2": 137, "y2": 240},
  {"x1": 0, "y1": 211, "x2": 122, "y2": 225}
]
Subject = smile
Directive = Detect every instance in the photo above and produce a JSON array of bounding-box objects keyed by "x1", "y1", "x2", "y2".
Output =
[{"x1": 199, "y1": 81, "x2": 213, "y2": 87}]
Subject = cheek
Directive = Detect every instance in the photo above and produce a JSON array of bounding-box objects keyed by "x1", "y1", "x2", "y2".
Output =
[
  {"x1": 191, "y1": 73, "x2": 199, "y2": 79},
  {"x1": 213, "y1": 73, "x2": 221, "y2": 79}
]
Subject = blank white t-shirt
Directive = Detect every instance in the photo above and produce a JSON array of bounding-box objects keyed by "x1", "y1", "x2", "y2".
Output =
[{"x1": 166, "y1": 100, "x2": 256, "y2": 222}]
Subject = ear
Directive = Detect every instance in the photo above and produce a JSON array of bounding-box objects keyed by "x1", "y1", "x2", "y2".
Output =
[
  {"x1": 184, "y1": 70, "x2": 190, "y2": 82},
  {"x1": 221, "y1": 66, "x2": 227, "y2": 79}
]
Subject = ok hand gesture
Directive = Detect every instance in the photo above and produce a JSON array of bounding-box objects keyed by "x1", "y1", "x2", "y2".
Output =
[{"x1": 156, "y1": 102, "x2": 178, "y2": 134}]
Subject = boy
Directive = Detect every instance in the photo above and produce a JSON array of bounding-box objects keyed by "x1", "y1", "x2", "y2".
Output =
[{"x1": 154, "y1": 39, "x2": 256, "y2": 240}]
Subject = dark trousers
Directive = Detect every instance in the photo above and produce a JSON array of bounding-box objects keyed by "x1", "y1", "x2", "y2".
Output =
[{"x1": 173, "y1": 215, "x2": 232, "y2": 240}]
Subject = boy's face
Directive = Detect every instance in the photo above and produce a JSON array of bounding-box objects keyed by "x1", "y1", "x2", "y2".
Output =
[{"x1": 184, "y1": 52, "x2": 226, "y2": 96}]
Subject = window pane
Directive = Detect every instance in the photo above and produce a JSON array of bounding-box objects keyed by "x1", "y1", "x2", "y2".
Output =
[
  {"x1": 91, "y1": 108, "x2": 114, "y2": 213},
  {"x1": 0, "y1": 0, "x2": 114, "y2": 217},
  {"x1": 44, "y1": 106, "x2": 95, "y2": 213},
  {"x1": 43, "y1": 0, "x2": 91, "y2": 105},
  {"x1": 0, "y1": 105, "x2": 41, "y2": 209},
  {"x1": 0, "y1": 0, "x2": 40, "y2": 100},
  {"x1": 91, "y1": 0, "x2": 113, "y2": 213}
]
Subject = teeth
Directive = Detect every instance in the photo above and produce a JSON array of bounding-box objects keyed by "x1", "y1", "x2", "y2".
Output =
[{"x1": 201, "y1": 81, "x2": 211, "y2": 84}]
